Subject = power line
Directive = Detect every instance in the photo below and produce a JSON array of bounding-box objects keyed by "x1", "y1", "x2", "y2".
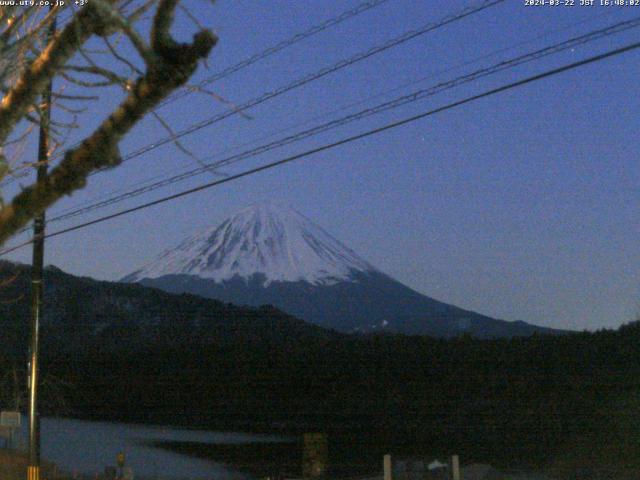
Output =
[
  {"x1": 13, "y1": 0, "x2": 503, "y2": 185},
  {"x1": 112, "y1": 0, "x2": 504, "y2": 167},
  {"x1": 2, "y1": 39, "x2": 638, "y2": 257},
  {"x1": 44, "y1": 5, "x2": 626, "y2": 222},
  {"x1": 0, "y1": 0, "x2": 502, "y2": 190},
  {"x1": 2, "y1": 0, "x2": 506, "y2": 231},
  {"x1": 156, "y1": 0, "x2": 394, "y2": 109},
  {"x1": 36, "y1": 16, "x2": 640, "y2": 227},
  {"x1": 0, "y1": 0, "x2": 393, "y2": 185}
]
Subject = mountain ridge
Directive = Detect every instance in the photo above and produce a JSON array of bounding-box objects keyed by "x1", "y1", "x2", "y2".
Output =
[
  {"x1": 0, "y1": 259, "x2": 341, "y2": 358},
  {"x1": 135, "y1": 270, "x2": 566, "y2": 337},
  {"x1": 124, "y1": 203, "x2": 375, "y2": 287},
  {"x1": 124, "y1": 204, "x2": 565, "y2": 337}
]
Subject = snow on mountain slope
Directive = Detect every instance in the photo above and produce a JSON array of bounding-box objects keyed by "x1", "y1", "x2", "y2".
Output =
[
  {"x1": 125, "y1": 204, "x2": 377, "y2": 286},
  {"x1": 123, "y1": 204, "x2": 564, "y2": 338}
]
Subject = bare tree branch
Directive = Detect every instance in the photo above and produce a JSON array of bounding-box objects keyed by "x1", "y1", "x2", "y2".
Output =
[
  {"x1": 0, "y1": 5, "x2": 105, "y2": 144},
  {"x1": 0, "y1": 2, "x2": 217, "y2": 245}
]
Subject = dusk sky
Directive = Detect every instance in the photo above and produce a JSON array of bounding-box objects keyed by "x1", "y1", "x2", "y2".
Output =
[{"x1": 3, "y1": 0, "x2": 639, "y2": 331}]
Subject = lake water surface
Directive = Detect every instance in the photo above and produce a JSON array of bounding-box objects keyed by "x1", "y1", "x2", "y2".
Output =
[{"x1": 16, "y1": 416, "x2": 286, "y2": 479}]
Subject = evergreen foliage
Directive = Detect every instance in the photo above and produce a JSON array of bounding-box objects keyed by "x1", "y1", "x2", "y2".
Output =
[{"x1": 0, "y1": 261, "x2": 637, "y2": 478}]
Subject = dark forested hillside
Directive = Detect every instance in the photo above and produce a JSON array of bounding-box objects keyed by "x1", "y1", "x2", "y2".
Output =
[
  {"x1": 0, "y1": 261, "x2": 340, "y2": 354},
  {"x1": 46, "y1": 322, "x2": 640, "y2": 478},
  {"x1": 0, "y1": 261, "x2": 638, "y2": 478}
]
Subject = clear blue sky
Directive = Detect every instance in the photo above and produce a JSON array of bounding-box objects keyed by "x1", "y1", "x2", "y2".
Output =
[{"x1": 5, "y1": 0, "x2": 639, "y2": 331}]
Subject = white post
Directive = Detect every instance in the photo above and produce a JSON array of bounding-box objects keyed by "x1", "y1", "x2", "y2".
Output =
[
  {"x1": 451, "y1": 455, "x2": 460, "y2": 480},
  {"x1": 383, "y1": 454, "x2": 392, "y2": 480}
]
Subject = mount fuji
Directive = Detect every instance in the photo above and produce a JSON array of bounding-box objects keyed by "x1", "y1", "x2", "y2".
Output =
[{"x1": 123, "y1": 204, "x2": 561, "y2": 337}]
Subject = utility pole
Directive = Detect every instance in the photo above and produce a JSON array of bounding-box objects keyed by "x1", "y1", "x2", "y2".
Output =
[{"x1": 28, "y1": 10, "x2": 56, "y2": 480}]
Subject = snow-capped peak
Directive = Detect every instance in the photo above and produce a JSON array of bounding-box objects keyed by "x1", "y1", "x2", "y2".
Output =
[{"x1": 124, "y1": 203, "x2": 377, "y2": 286}]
